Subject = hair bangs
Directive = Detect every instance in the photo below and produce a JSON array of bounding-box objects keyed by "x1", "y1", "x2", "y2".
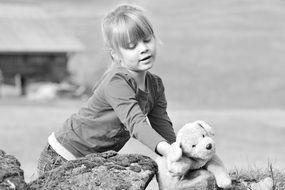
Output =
[{"x1": 114, "y1": 14, "x2": 154, "y2": 49}]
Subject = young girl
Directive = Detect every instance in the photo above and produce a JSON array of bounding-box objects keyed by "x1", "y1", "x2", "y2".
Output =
[{"x1": 37, "y1": 4, "x2": 178, "y2": 176}]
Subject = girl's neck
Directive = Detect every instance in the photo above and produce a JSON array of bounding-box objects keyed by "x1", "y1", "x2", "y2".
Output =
[{"x1": 128, "y1": 70, "x2": 147, "y2": 91}]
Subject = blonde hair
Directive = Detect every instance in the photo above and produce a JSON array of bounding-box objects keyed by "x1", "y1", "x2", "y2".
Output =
[
  {"x1": 93, "y1": 5, "x2": 155, "y2": 90},
  {"x1": 102, "y1": 4, "x2": 155, "y2": 58}
]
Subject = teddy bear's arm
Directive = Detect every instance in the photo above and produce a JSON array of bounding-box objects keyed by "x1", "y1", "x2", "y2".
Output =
[
  {"x1": 205, "y1": 154, "x2": 232, "y2": 188},
  {"x1": 168, "y1": 156, "x2": 193, "y2": 177}
]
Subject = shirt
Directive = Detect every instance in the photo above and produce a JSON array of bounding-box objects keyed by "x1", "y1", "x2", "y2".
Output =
[{"x1": 54, "y1": 65, "x2": 176, "y2": 157}]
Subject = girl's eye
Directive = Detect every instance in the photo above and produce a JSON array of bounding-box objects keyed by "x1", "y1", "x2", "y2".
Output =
[
  {"x1": 192, "y1": 145, "x2": 196, "y2": 148},
  {"x1": 143, "y1": 37, "x2": 152, "y2": 43},
  {"x1": 126, "y1": 42, "x2": 137, "y2": 49}
]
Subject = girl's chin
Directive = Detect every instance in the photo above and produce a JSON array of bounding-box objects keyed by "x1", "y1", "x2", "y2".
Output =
[
  {"x1": 142, "y1": 63, "x2": 153, "y2": 70},
  {"x1": 141, "y1": 59, "x2": 154, "y2": 68}
]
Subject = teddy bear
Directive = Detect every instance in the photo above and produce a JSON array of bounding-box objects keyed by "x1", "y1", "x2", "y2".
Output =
[{"x1": 156, "y1": 120, "x2": 232, "y2": 190}]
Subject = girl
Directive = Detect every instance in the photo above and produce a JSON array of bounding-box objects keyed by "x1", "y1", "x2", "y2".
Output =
[{"x1": 37, "y1": 4, "x2": 178, "y2": 176}]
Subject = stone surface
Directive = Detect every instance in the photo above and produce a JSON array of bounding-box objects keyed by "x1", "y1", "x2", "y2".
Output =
[
  {"x1": 29, "y1": 151, "x2": 157, "y2": 190},
  {"x1": 231, "y1": 177, "x2": 274, "y2": 190},
  {"x1": 249, "y1": 177, "x2": 273, "y2": 190},
  {"x1": 0, "y1": 150, "x2": 28, "y2": 190},
  {"x1": 177, "y1": 169, "x2": 217, "y2": 190}
]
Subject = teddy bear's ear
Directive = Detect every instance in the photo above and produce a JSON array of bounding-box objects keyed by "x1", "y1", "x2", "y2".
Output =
[{"x1": 194, "y1": 120, "x2": 215, "y2": 136}]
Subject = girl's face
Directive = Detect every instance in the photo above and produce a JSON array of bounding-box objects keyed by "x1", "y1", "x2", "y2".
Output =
[{"x1": 117, "y1": 36, "x2": 156, "y2": 73}]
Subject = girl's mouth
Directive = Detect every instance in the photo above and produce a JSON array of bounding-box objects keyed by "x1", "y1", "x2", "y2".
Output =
[{"x1": 140, "y1": 55, "x2": 152, "y2": 62}]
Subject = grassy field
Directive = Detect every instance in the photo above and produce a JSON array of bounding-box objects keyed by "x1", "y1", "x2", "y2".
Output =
[
  {"x1": 0, "y1": 98, "x2": 284, "y2": 184},
  {"x1": 1, "y1": 0, "x2": 285, "y2": 189},
  {"x1": 35, "y1": 0, "x2": 285, "y2": 109}
]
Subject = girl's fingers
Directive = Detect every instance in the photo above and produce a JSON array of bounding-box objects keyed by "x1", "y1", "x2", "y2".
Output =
[{"x1": 168, "y1": 142, "x2": 182, "y2": 162}]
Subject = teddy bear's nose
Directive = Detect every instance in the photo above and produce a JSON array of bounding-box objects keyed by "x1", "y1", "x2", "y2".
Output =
[{"x1": 206, "y1": 143, "x2": 212, "y2": 150}]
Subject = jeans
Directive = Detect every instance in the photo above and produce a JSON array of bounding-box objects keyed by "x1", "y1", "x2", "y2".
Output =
[{"x1": 37, "y1": 144, "x2": 67, "y2": 177}]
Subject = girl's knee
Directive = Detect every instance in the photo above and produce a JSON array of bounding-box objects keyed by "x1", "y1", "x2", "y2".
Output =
[{"x1": 37, "y1": 144, "x2": 66, "y2": 176}]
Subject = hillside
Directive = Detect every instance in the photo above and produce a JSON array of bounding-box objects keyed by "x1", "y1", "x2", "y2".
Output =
[{"x1": 3, "y1": 0, "x2": 285, "y2": 109}]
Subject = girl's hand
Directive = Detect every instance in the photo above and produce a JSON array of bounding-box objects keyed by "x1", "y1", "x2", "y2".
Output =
[
  {"x1": 156, "y1": 141, "x2": 180, "y2": 159},
  {"x1": 166, "y1": 142, "x2": 191, "y2": 177},
  {"x1": 167, "y1": 142, "x2": 182, "y2": 162},
  {"x1": 157, "y1": 141, "x2": 189, "y2": 176}
]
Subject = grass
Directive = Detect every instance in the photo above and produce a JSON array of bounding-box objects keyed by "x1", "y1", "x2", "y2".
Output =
[
  {"x1": 1, "y1": 0, "x2": 285, "y2": 189},
  {"x1": 35, "y1": 0, "x2": 285, "y2": 109},
  {"x1": 0, "y1": 98, "x2": 284, "y2": 188},
  {"x1": 230, "y1": 163, "x2": 285, "y2": 189}
]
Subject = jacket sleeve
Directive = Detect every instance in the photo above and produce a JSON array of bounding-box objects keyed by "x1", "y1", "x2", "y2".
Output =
[
  {"x1": 104, "y1": 73, "x2": 165, "y2": 152},
  {"x1": 148, "y1": 78, "x2": 176, "y2": 145}
]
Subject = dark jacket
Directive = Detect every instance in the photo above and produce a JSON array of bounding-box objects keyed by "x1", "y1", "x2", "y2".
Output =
[{"x1": 55, "y1": 66, "x2": 176, "y2": 157}]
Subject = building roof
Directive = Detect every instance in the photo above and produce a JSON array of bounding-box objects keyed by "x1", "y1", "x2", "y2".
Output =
[{"x1": 0, "y1": 4, "x2": 84, "y2": 53}]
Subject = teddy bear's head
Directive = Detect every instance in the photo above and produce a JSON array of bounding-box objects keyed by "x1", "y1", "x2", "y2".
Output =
[{"x1": 176, "y1": 120, "x2": 216, "y2": 161}]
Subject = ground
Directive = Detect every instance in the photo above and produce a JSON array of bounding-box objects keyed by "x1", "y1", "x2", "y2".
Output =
[
  {"x1": 0, "y1": 98, "x2": 284, "y2": 188},
  {"x1": 1, "y1": 0, "x2": 285, "y2": 189}
]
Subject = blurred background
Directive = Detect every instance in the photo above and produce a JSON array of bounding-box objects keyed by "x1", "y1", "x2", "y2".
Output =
[{"x1": 0, "y1": 0, "x2": 284, "y2": 187}]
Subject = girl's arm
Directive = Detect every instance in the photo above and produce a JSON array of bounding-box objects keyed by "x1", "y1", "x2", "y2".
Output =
[
  {"x1": 148, "y1": 77, "x2": 176, "y2": 145},
  {"x1": 105, "y1": 73, "x2": 166, "y2": 152}
]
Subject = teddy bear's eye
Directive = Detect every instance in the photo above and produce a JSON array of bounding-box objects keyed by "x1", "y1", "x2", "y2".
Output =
[
  {"x1": 203, "y1": 135, "x2": 205, "y2": 138},
  {"x1": 192, "y1": 144, "x2": 196, "y2": 148}
]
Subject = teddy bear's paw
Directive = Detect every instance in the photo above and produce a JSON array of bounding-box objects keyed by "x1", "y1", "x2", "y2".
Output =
[
  {"x1": 167, "y1": 156, "x2": 191, "y2": 177},
  {"x1": 168, "y1": 163, "x2": 190, "y2": 177},
  {"x1": 215, "y1": 173, "x2": 232, "y2": 188}
]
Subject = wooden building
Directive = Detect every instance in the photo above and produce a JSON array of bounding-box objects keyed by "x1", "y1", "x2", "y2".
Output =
[{"x1": 0, "y1": 4, "x2": 84, "y2": 95}]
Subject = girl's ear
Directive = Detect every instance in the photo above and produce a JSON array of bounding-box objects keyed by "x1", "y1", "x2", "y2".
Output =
[
  {"x1": 110, "y1": 49, "x2": 121, "y2": 63},
  {"x1": 194, "y1": 120, "x2": 215, "y2": 137}
]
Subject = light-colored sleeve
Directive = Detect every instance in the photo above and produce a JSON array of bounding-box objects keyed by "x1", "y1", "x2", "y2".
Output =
[
  {"x1": 104, "y1": 73, "x2": 165, "y2": 152},
  {"x1": 148, "y1": 79, "x2": 176, "y2": 145}
]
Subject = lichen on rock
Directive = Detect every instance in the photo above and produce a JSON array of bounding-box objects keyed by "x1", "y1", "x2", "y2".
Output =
[
  {"x1": 29, "y1": 151, "x2": 157, "y2": 190},
  {"x1": 0, "y1": 150, "x2": 28, "y2": 190}
]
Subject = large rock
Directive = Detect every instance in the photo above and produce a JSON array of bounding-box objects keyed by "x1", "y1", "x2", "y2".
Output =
[
  {"x1": 29, "y1": 151, "x2": 157, "y2": 190},
  {"x1": 0, "y1": 150, "x2": 28, "y2": 190}
]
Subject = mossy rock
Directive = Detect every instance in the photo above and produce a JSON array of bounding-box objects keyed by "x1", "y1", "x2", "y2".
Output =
[
  {"x1": 0, "y1": 150, "x2": 28, "y2": 190},
  {"x1": 29, "y1": 151, "x2": 157, "y2": 190}
]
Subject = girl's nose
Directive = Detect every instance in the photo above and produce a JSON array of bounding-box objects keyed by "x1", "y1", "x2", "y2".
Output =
[{"x1": 138, "y1": 42, "x2": 149, "y2": 54}]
